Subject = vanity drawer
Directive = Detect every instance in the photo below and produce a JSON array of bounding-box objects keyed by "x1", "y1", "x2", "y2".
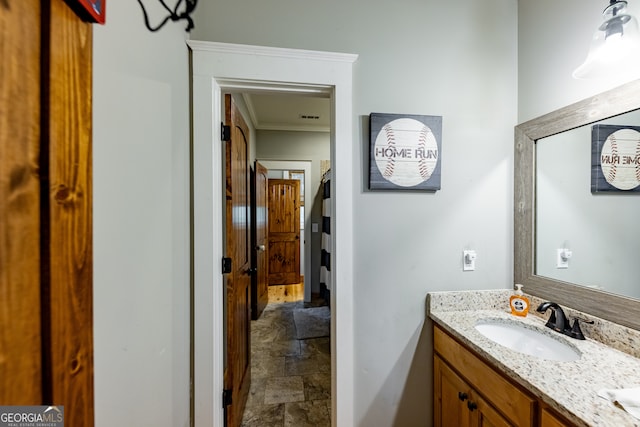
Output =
[{"x1": 434, "y1": 325, "x2": 536, "y2": 426}]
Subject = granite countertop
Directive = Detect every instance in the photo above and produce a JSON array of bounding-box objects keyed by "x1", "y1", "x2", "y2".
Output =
[{"x1": 428, "y1": 290, "x2": 640, "y2": 427}]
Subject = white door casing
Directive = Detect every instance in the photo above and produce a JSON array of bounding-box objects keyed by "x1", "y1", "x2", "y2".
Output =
[{"x1": 189, "y1": 41, "x2": 357, "y2": 427}]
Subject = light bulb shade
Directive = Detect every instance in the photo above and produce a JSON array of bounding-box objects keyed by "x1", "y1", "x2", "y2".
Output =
[{"x1": 573, "y1": 0, "x2": 640, "y2": 79}]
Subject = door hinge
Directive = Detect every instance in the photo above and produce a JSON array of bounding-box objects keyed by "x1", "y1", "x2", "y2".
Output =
[
  {"x1": 223, "y1": 389, "x2": 233, "y2": 407},
  {"x1": 222, "y1": 257, "x2": 232, "y2": 274},
  {"x1": 221, "y1": 124, "x2": 231, "y2": 142}
]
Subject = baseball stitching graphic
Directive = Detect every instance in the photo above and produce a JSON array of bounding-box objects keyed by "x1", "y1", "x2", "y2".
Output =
[
  {"x1": 600, "y1": 128, "x2": 640, "y2": 190},
  {"x1": 381, "y1": 123, "x2": 396, "y2": 178},
  {"x1": 374, "y1": 118, "x2": 438, "y2": 187}
]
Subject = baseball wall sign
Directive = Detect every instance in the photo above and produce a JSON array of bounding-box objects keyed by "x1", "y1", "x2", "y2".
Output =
[
  {"x1": 369, "y1": 113, "x2": 442, "y2": 190},
  {"x1": 592, "y1": 124, "x2": 640, "y2": 193}
]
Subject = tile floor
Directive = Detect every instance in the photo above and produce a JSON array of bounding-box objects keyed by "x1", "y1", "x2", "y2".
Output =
[{"x1": 241, "y1": 297, "x2": 331, "y2": 427}]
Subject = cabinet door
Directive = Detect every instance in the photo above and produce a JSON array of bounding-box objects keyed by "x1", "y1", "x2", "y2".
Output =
[
  {"x1": 435, "y1": 355, "x2": 516, "y2": 427},
  {"x1": 434, "y1": 355, "x2": 472, "y2": 427},
  {"x1": 475, "y1": 393, "x2": 513, "y2": 427},
  {"x1": 434, "y1": 325, "x2": 536, "y2": 426},
  {"x1": 540, "y1": 408, "x2": 573, "y2": 427}
]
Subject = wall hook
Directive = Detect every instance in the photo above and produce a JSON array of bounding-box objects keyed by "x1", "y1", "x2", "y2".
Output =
[{"x1": 137, "y1": 0, "x2": 198, "y2": 32}]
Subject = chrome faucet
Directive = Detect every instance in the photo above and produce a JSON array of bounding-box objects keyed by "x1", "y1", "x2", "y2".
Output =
[{"x1": 536, "y1": 302, "x2": 593, "y2": 340}]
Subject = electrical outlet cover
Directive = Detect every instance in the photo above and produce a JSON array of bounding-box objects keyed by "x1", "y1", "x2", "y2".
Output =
[
  {"x1": 463, "y1": 250, "x2": 476, "y2": 271},
  {"x1": 557, "y1": 249, "x2": 569, "y2": 269}
]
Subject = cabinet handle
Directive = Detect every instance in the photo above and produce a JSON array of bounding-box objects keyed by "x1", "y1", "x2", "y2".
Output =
[
  {"x1": 467, "y1": 401, "x2": 477, "y2": 411},
  {"x1": 458, "y1": 392, "x2": 468, "y2": 401}
]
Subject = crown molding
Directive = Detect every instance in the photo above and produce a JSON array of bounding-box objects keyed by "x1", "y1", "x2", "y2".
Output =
[{"x1": 187, "y1": 40, "x2": 358, "y2": 63}]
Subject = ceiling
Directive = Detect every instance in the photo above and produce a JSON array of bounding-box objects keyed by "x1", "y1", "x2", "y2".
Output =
[{"x1": 241, "y1": 93, "x2": 331, "y2": 132}]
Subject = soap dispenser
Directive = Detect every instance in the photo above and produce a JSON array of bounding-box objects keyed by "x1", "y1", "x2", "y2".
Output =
[{"x1": 510, "y1": 284, "x2": 530, "y2": 317}]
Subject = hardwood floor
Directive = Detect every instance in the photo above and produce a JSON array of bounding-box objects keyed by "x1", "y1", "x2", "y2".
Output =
[
  {"x1": 241, "y1": 291, "x2": 331, "y2": 427},
  {"x1": 267, "y1": 282, "x2": 305, "y2": 303}
]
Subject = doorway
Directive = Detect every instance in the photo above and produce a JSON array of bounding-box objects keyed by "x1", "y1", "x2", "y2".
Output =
[{"x1": 190, "y1": 41, "x2": 357, "y2": 427}]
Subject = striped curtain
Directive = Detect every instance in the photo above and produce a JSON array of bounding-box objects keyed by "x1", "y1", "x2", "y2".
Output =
[{"x1": 320, "y1": 169, "x2": 331, "y2": 304}]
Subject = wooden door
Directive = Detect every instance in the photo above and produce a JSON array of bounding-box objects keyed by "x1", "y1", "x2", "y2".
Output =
[
  {"x1": 251, "y1": 161, "x2": 269, "y2": 319},
  {"x1": 267, "y1": 179, "x2": 300, "y2": 285},
  {"x1": 224, "y1": 94, "x2": 251, "y2": 427}
]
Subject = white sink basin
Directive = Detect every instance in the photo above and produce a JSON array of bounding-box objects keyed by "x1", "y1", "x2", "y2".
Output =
[{"x1": 475, "y1": 319, "x2": 581, "y2": 362}]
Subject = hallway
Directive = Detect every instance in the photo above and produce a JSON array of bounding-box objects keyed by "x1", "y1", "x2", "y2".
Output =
[{"x1": 241, "y1": 289, "x2": 331, "y2": 427}]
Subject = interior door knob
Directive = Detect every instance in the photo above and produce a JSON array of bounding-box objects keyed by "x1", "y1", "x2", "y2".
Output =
[
  {"x1": 458, "y1": 392, "x2": 468, "y2": 401},
  {"x1": 256, "y1": 244, "x2": 266, "y2": 251}
]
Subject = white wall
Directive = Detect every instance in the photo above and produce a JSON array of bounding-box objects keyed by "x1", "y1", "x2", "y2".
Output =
[
  {"x1": 193, "y1": 1, "x2": 517, "y2": 424},
  {"x1": 518, "y1": 0, "x2": 640, "y2": 122},
  {"x1": 93, "y1": 2, "x2": 190, "y2": 426}
]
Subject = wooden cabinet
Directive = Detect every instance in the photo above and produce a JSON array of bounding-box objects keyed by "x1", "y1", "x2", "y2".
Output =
[
  {"x1": 476, "y1": 395, "x2": 513, "y2": 427},
  {"x1": 435, "y1": 354, "x2": 471, "y2": 427},
  {"x1": 434, "y1": 325, "x2": 536, "y2": 427},
  {"x1": 435, "y1": 355, "x2": 511, "y2": 427},
  {"x1": 540, "y1": 408, "x2": 573, "y2": 427},
  {"x1": 433, "y1": 325, "x2": 581, "y2": 427}
]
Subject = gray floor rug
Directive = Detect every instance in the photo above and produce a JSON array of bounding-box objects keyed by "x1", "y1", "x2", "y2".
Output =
[{"x1": 293, "y1": 306, "x2": 331, "y2": 339}]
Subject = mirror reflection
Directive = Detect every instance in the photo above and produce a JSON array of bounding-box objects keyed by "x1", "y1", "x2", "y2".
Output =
[{"x1": 536, "y1": 109, "x2": 640, "y2": 298}]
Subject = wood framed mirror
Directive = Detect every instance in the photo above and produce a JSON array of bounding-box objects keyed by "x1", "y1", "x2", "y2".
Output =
[{"x1": 514, "y1": 78, "x2": 640, "y2": 330}]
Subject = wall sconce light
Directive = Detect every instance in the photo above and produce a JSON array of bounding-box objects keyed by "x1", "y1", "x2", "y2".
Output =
[
  {"x1": 573, "y1": 0, "x2": 640, "y2": 79},
  {"x1": 137, "y1": 0, "x2": 198, "y2": 32}
]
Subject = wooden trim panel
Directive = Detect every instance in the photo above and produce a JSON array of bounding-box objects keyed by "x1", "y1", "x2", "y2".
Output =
[
  {"x1": 0, "y1": 0, "x2": 43, "y2": 404},
  {"x1": 46, "y1": 1, "x2": 94, "y2": 425},
  {"x1": 1, "y1": 0, "x2": 94, "y2": 423}
]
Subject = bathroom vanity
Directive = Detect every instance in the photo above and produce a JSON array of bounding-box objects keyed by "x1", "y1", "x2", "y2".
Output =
[
  {"x1": 434, "y1": 326, "x2": 564, "y2": 427},
  {"x1": 434, "y1": 323, "x2": 537, "y2": 427},
  {"x1": 432, "y1": 77, "x2": 640, "y2": 426},
  {"x1": 429, "y1": 290, "x2": 640, "y2": 427}
]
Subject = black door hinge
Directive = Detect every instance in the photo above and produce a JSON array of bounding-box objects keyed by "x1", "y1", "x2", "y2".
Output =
[
  {"x1": 222, "y1": 257, "x2": 232, "y2": 274},
  {"x1": 221, "y1": 124, "x2": 231, "y2": 141},
  {"x1": 223, "y1": 389, "x2": 233, "y2": 407}
]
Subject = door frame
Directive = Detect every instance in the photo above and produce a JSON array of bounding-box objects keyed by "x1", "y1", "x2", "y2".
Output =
[
  {"x1": 189, "y1": 41, "x2": 357, "y2": 427},
  {"x1": 258, "y1": 160, "x2": 312, "y2": 302}
]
